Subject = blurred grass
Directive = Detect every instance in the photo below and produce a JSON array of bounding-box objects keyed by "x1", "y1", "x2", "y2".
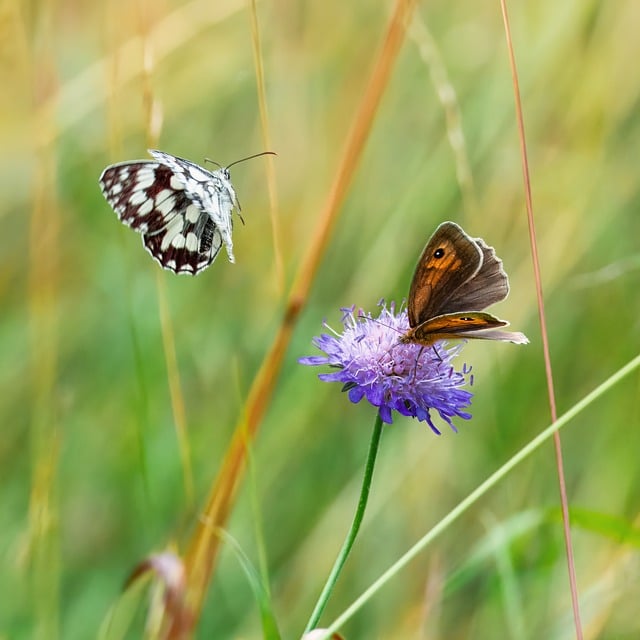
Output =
[{"x1": 2, "y1": 0, "x2": 640, "y2": 638}]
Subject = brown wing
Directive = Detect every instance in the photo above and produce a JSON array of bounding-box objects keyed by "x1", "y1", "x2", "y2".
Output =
[
  {"x1": 401, "y1": 312, "x2": 508, "y2": 346},
  {"x1": 442, "y1": 237, "x2": 510, "y2": 313},
  {"x1": 407, "y1": 222, "x2": 482, "y2": 328}
]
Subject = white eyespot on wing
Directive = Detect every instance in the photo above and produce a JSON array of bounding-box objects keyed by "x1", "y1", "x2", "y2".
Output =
[
  {"x1": 170, "y1": 174, "x2": 186, "y2": 191},
  {"x1": 171, "y1": 234, "x2": 186, "y2": 249},
  {"x1": 160, "y1": 216, "x2": 185, "y2": 251},
  {"x1": 184, "y1": 166, "x2": 210, "y2": 183},
  {"x1": 135, "y1": 170, "x2": 158, "y2": 190},
  {"x1": 155, "y1": 194, "x2": 176, "y2": 218},
  {"x1": 129, "y1": 189, "x2": 148, "y2": 206},
  {"x1": 137, "y1": 199, "x2": 154, "y2": 217},
  {"x1": 185, "y1": 203, "x2": 200, "y2": 223},
  {"x1": 185, "y1": 232, "x2": 199, "y2": 252}
]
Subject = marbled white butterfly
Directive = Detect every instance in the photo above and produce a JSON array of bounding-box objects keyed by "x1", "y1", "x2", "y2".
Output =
[{"x1": 99, "y1": 149, "x2": 274, "y2": 275}]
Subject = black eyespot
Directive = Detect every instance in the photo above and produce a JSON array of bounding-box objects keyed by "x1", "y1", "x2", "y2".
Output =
[
  {"x1": 460, "y1": 316, "x2": 474, "y2": 321},
  {"x1": 434, "y1": 248, "x2": 445, "y2": 259}
]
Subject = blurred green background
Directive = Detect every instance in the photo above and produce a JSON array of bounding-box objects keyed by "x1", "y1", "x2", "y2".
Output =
[{"x1": 2, "y1": 0, "x2": 640, "y2": 638}]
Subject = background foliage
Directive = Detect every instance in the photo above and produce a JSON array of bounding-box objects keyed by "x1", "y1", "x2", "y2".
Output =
[{"x1": 2, "y1": 0, "x2": 640, "y2": 638}]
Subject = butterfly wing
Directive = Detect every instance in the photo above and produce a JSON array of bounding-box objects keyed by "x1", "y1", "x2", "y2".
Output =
[
  {"x1": 148, "y1": 150, "x2": 218, "y2": 206},
  {"x1": 407, "y1": 222, "x2": 483, "y2": 327},
  {"x1": 401, "y1": 312, "x2": 528, "y2": 346},
  {"x1": 441, "y1": 237, "x2": 510, "y2": 313},
  {"x1": 149, "y1": 149, "x2": 237, "y2": 262},
  {"x1": 100, "y1": 161, "x2": 185, "y2": 234},
  {"x1": 142, "y1": 214, "x2": 223, "y2": 275}
]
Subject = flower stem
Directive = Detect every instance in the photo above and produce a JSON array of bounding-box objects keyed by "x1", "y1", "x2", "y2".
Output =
[{"x1": 304, "y1": 412, "x2": 385, "y2": 633}]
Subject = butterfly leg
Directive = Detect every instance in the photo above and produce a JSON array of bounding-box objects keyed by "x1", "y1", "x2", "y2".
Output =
[{"x1": 411, "y1": 346, "x2": 426, "y2": 382}]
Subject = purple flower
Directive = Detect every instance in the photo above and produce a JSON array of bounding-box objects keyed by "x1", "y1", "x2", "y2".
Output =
[{"x1": 299, "y1": 301, "x2": 474, "y2": 434}]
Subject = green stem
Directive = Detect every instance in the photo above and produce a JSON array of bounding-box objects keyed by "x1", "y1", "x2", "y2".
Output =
[{"x1": 304, "y1": 412, "x2": 385, "y2": 633}]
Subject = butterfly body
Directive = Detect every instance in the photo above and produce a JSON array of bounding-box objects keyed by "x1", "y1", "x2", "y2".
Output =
[
  {"x1": 401, "y1": 222, "x2": 528, "y2": 346},
  {"x1": 99, "y1": 149, "x2": 241, "y2": 274}
]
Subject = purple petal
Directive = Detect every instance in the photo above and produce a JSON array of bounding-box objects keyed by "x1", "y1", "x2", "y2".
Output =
[
  {"x1": 298, "y1": 356, "x2": 329, "y2": 366},
  {"x1": 299, "y1": 301, "x2": 475, "y2": 432}
]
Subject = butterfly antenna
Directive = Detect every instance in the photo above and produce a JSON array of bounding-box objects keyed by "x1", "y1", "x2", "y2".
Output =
[
  {"x1": 225, "y1": 150, "x2": 277, "y2": 170},
  {"x1": 204, "y1": 158, "x2": 223, "y2": 169},
  {"x1": 356, "y1": 313, "x2": 404, "y2": 336}
]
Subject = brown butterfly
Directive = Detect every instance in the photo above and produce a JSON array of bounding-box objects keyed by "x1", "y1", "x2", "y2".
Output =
[{"x1": 399, "y1": 221, "x2": 528, "y2": 347}]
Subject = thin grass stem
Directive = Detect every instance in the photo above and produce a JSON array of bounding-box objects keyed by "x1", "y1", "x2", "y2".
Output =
[
  {"x1": 499, "y1": 1, "x2": 583, "y2": 636},
  {"x1": 304, "y1": 412, "x2": 385, "y2": 633}
]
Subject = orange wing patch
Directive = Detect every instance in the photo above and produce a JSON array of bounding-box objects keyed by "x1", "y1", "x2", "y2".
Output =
[{"x1": 400, "y1": 312, "x2": 507, "y2": 346}]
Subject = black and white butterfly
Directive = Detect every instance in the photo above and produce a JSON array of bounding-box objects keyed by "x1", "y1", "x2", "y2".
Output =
[{"x1": 99, "y1": 149, "x2": 274, "y2": 275}]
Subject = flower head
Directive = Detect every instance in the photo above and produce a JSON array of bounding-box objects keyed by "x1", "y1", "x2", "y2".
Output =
[{"x1": 299, "y1": 302, "x2": 474, "y2": 433}]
